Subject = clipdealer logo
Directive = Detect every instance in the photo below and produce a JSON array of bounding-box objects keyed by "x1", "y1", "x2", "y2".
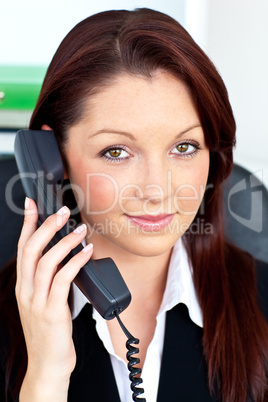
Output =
[
  {"x1": 227, "y1": 170, "x2": 264, "y2": 233},
  {"x1": 5, "y1": 169, "x2": 266, "y2": 234}
]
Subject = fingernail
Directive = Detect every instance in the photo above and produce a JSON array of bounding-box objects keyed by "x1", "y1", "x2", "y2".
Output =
[
  {"x1": 73, "y1": 223, "x2": 87, "y2": 234},
  {"x1": 56, "y1": 206, "x2": 69, "y2": 215},
  {"x1": 82, "y1": 243, "x2": 93, "y2": 253},
  {"x1": 25, "y1": 197, "x2": 30, "y2": 209}
]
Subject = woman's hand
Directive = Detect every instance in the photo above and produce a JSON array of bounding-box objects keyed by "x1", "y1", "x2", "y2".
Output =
[{"x1": 16, "y1": 197, "x2": 93, "y2": 401}]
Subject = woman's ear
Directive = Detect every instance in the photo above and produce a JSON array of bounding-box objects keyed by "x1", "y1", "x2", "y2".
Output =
[
  {"x1": 41, "y1": 124, "x2": 52, "y2": 131},
  {"x1": 41, "y1": 124, "x2": 69, "y2": 180}
]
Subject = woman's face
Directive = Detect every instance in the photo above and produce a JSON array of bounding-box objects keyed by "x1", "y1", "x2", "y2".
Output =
[{"x1": 64, "y1": 71, "x2": 210, "y2": 259}]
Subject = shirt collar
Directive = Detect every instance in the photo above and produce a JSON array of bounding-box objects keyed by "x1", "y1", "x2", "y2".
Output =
[
  {"x1": 70, "y1": 237, "x2": 203, "y2": 328},
  {"x1": 159, "y1": 237, "x2": 203, "y2": 327}
]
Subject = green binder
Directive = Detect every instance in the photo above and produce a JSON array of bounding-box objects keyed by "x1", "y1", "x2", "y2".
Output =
[{"x1": 0, "y1": 65, "x2": 46, "y2": 111}]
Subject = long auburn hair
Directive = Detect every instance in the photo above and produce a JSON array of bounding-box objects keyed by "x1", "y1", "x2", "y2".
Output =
[{"x1": 1, "y1": 8, "x2": 267, "y2": 401}]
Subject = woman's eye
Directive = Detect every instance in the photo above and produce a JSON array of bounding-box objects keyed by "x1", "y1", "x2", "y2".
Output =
[
  {"x1": 101, "y1": 146, "x2": 130, "y2": 162},
  {"x1": 171, "y1": 142, "x2": 200, "y2": 157},
  {"x1": 177, "y1": 144, "x2": 191, "y2": 153},
  {"x1": 108, "y1": 148, "x2": 123, "y2": 158}
]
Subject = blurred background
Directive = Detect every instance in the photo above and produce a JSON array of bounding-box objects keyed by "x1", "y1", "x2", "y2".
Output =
[{"x1": 0, "y1": 0, "x2": 268, "y2": 187}]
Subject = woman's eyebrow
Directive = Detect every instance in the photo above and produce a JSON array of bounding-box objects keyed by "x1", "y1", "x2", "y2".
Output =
[
  {"x1": 89, "y1": 124, "x2": 202, "y2": 141},
  {"x1": 175, "y1": 124, "x2": 202, "y2": 139},
  {"x1": 89, "y1": 129, "x2": 136, "y2": 140}
]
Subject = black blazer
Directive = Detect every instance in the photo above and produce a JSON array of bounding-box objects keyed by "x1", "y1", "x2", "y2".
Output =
[{"x1": 68, "y1": 259, "x2": 268, "y2": 402}]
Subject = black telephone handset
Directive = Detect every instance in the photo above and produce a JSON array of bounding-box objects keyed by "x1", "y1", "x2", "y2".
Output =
[{"x1": 14, "y1": 129, "x2": 131, "y2": 320}]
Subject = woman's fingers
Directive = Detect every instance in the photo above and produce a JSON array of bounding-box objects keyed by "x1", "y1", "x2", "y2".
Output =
[
  {"x1": 48, "y1": 243, "x2": 93, "y2": 309},
  {"x1": 16, "y1": 197, "x2": 39, "y2": 292},
  {"x1": 17, "y1": 202, "x2": 70, "y2": 297},
  {"x1": 21, "y1": 205, "x2": 70, "y2": 263},
  {"x1": 32, "y1": 224, "x2": 91, "y2": 304},
  {"x1": 17, "y1": 198, "x2": 94, "y2": 311}
]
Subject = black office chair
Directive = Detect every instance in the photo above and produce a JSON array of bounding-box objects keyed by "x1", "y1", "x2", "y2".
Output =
[
  {"x1": 0, "y1": 156, "x2": 268, "y2": 270},
  {"x1": 223, "y1": 164, "x2": 268, "y2": 263},
  {"x1": 0, "y1": 155, "x2": 25, "y2": 269}
]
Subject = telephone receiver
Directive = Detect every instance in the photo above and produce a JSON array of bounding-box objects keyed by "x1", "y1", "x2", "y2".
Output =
[{"x1": 14, "y1": 129, "x2": 131, "y2": 320}]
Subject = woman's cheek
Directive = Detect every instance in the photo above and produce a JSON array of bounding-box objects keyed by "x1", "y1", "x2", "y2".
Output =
[
  {"x1": 174, "y1": 184, "x2": 203, "y2": 215},
  {"x1": 174, "y1": 169, "x2": 208, "y2": 216},
  {"x1": 84, "y1": 174, "x2": 120, "y2": 214}
]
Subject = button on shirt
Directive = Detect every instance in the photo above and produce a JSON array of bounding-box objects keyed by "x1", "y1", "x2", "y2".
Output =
[{"x1": 71, "y1": 237, "x2": 203, "y2": 402}]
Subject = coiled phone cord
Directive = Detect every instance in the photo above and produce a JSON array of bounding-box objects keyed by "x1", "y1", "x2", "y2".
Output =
[{"x1": 115, "y1": 312, "x2": 146, "y2": 402}]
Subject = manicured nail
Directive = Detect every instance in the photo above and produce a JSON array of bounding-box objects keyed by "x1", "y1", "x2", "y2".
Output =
[
  {"x1": 25, "y1": 197, "x2": 30, "y2": 209},
  {"x1": 82, "y1": 243, "x2": 93, "y2": 253},
  {"x1": 56, "y1": 206, "x2": 69, "y2": 215},
  {"x1": 73, "y1": 223, "x2": 87, "y2": 234}
]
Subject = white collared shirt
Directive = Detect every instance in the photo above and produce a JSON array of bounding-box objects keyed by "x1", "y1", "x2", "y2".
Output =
[{"x1": 71, "y1": 237, "x2": 203, "y2": 402}]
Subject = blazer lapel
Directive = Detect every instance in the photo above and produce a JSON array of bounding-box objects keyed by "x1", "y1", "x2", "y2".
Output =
[
  {"x1": 157, "y1": 303, "x2": 216, "y2": 402},
  {"x1": 68, "y1": 304, "x2": 120, "y2": 402}
]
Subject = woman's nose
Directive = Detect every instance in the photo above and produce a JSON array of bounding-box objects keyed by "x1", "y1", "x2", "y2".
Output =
[{"x1": 134, "y1": 160, "x2": 172, "y2": 203}]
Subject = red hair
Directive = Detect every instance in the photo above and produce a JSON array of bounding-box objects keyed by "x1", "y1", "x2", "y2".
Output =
[{"x1": 2, "y1": 8, "x2": 268, "y2": 401}]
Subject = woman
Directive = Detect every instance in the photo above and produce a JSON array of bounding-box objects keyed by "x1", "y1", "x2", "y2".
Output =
[{"x1": 0, "y1": 8, "x2": 268, "y2": 402}]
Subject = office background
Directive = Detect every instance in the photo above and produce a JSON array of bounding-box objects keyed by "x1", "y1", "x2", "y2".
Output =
[{"x1": 0, "y1": 0, "x2": 267, "y2": 187}]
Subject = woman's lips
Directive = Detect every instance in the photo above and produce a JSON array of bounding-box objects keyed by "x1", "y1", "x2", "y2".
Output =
[{"x1": 126, "y1": 213, "x2": 175, "y2": 232}]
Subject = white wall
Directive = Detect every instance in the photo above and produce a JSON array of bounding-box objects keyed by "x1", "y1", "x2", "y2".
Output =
[
  {"x1": 0, "y1": 0, "x2": 185, "y2": 65},
  {"x1": 184, "y1": 0, "x2": 268, "y2": 188}
]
